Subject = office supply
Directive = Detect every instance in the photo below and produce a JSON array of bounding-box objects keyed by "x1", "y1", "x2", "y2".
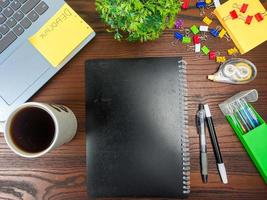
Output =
[
  {"x1": 86, "y1": 57, "x2": 190, "y2": 198},
  {"x1": 203, "y1": 16, "x2": 213, "y2": 25},
  {"x1": 208, "y1": 58, "x2": 257, "y2": 84},
  {"x1": 227, "y1": 47, "x2": 239, "y2": 56},
  {"x1": 175, "y1": 19, "x2": 184, "y2": 29},
  {"x1": 182, "y1": 36, "x2": 192, "y2": 43},
  {"x1": 216, "y1": 56, "x2": 226, "y2": 63},
  {"x1": 214, "y1": 0, "x2": 267, "y2": 54},
  {"x1": 209, "y1": 51, "x2": 216, "y2": 60},
  {"x1": 219, "y1": 89, "x2": 267, "y2": 183},
  {"x1": 29, "y1": 3, "x2": 94, "y2": 67},
  {"x1": 0, "y1": 0, "x2": 95, "y2": 122},
  {"x1": 196, "y1": 1, "x2": 206, "y2": 16},
  {"x1": 196, "y1": 104, "x2": 208, "y2": 183},
  {"x1": 195, "y1": 43, "x2": 201, "y2": 53},
  {"x1": 201, "y1": 45, "x2": 210, "y2": 55},
  {"x1": 207, "y1": 0, "x2": 221, "y2": 9},
  {"x1": 175, "y1": 32, "x2": 184, "y2": 40},
  {"x1": 193, "y1": 35, "x2": 200, "y2": 44},
  {"x1": 200, "y1": 25, "x2": 209, "y2": 32},
  {"x1": 191, "y1": 25, "x2": 200, "y2": 34},
  {"x1": 182, "y1": 0, "x2": 190, "y2": 9},
  {"x1": 204, "y1": 104, "x2": 228, "y2": 184}
]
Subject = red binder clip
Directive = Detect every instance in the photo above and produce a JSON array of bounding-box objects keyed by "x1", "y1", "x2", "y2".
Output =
[
  {"x1": 255, "y1": 12, "x2": 266, "y2": 22},
  {"x1": 182, "y1": 0, "x2": 190, "y2": 10},
  {"x1": 233, "y1": 3, "x2": 248, "y2": 13},
  {"x1": 245, "y1": 15, "x2": 253, "y2": 25},
  {"x1": 230, "y1": 10, "x2": 238, "y2": 19}
]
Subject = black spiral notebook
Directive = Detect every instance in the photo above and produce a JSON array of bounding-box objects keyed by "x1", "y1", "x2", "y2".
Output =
[{"x1": 85, "y1": 57, "x2": 190, "y2": 198}]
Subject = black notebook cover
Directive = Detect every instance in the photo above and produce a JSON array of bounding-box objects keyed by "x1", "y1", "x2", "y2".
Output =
[{"x1": 85, "y1": 57, "x2": 190, "y2": 198}]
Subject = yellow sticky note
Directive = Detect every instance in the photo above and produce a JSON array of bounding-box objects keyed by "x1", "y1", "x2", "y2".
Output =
[
  {"x1": 29, "y1": 3, "x2": 94, "y2": 67},
  {"x1": 214, "y1": 0, "x2": 267, "y2": 54}
]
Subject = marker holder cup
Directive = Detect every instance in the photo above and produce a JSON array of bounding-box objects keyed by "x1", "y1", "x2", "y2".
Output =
[{"x1": 219, "y1": 89, "x2": 267, "y2": 184}]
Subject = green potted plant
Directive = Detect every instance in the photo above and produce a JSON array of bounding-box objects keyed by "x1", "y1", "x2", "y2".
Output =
[{"x1": 96, "y1": 0, "x2": 181, "y2": 42}]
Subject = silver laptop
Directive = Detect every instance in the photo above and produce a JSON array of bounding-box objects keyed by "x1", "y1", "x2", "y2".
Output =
[{"x1": 0, "y1": 0, "x2": 95, "y2": 121}]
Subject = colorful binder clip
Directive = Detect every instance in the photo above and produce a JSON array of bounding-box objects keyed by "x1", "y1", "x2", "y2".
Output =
[
  {"x1": 210, "y1": 27, "x2": 220, "y2": 37},
  {"x1": 174, "y1": 32, "x2": 184, "y2": 40},
  {"x1": 195, "y1": 43, "x2": 201, "y2": 53},
  {"x1": 223, "y1": 9, "x2": 239, "y2": 21},
  {"x1": 201, "y1": 45, "x2": 210, "y2": 55},
  {"x1": 196, "y1": 0, "x2": 206, "y2": 16},
  {"x1": 233, "y1": 3, "x2": 248, "y2": 13},
  {"x1": 255, "y1": 12, "x2": 266, "y2": 22},
  {"x1": 205, "y1": 0, "x2": 212, "y2": 4},
  {"x1": 182, "y1": 36, "x2": 192, "y2": 44},
  {"x1": 218, "y1": 28, "x2": 231, "y2": 41},
  {"x1": 227, "y1": 47, "x2": 239, "y2": 56},
  {"x1": 203, "y1": 16, "x2": 213, "y2": 25},
  {"x1": 175, "y1": 19, "x2": 184, "y2": 29},
  {"x1": 199, "y1": 25, "x2": 209, "y2": 32},
  {"x1": 182, "y1": 0, "x2": 190, "y2": 10},
  {"x1": 216, "y1": 56, "x2": 226, "y2": 63},
  {"x1": 191, "y1": 25, "x2": 200, "y2": 35},
  {"x1": 240, "y1": 15, "x2": 254, "y2": 25},
  {"x1": 207, "y1": 0, "x2": 220, "y2": 9},
  {"x1": 193, "y1": 35, "x2": 200, "y2": 44},
  {"x1": 209, "y1": 50, "x2": 216, "y2": 60}
]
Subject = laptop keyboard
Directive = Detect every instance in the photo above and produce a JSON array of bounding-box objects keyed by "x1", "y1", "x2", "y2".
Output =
[{"x1": 0, "y1": 0, "x2": 49, "y2": 54}]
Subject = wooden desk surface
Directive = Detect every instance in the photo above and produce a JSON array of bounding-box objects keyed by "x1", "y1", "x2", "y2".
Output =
[{"x1": 1, "y1": 0, "x2": 267, "y2": 199}]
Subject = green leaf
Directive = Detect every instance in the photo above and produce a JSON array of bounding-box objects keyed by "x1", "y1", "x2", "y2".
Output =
[{"x1": 96, "y1": 0, "x2": 181, "y2": 42}]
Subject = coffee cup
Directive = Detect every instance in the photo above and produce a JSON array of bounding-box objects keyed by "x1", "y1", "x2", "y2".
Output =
[{"x1": 0, "y1": 102, "x2": 77, "y2": 158}]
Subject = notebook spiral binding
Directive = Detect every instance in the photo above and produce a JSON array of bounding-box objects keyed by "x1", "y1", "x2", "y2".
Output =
[{"x1": 178, "y1": 60, "x2": 190, "y2": 196}]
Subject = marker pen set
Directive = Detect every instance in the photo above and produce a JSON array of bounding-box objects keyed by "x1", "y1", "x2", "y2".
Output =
[
  {"x1": 219, "y1": 89, "x2": 267, "y2": 183},
  {"x1": 228, "y1": 98, "x2": 261, "y2": 134}
]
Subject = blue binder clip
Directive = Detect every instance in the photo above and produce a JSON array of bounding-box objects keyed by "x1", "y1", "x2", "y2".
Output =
[{"x1": 174, "y1": 32, "x2": 184, "y2": 40}]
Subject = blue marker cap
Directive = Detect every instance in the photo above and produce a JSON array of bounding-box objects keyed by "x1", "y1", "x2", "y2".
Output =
[{"x1": 174, "y1": 32, "x2": 184, "y2": 40}]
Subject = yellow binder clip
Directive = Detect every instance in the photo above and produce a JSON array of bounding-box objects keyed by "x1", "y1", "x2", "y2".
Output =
[
  {"x1": 218, "y1": 28, "x2": 231, "y2": 41},
  {"x1": 203, "y1": 16, "x2": 213, "y2": 25},
  {"x1": 216, "y1": 56, "x2": 226, "y2": 63},
  {"x1": 227, "y1": 47, "x2": 239, "y2": 56}
]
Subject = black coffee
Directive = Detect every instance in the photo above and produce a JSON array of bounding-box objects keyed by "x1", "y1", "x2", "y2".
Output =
[{"x1": 10, "y1": 107, "x2": 55, "y2": 153}]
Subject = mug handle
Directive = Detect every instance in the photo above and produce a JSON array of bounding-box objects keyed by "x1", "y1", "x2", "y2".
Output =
[{"x1": 0, "y1": 121, "x2": 4, "y2": 133}]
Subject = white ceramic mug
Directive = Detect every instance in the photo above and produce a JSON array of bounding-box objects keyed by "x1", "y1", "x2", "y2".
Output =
[{"x1": 0, "y1": 102, "x2": 77, "y2": 158}]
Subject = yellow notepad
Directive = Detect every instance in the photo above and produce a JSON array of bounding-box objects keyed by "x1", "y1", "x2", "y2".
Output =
[
  {"x1": 214, "y1": 0, "x2": 267, "y2": 54},
  {"x1": 29, "y1": 3, "x2": 94, "y2": 67}
]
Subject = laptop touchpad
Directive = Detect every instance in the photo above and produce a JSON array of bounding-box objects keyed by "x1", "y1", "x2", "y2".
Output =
[{"x1": 0, "y1": 42, "x2": 49, "y2": 105}]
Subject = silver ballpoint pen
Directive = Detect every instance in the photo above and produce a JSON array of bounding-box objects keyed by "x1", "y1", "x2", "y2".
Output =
[{"x1": 196, "y1": 104, "x2": 208, "y2": 183}]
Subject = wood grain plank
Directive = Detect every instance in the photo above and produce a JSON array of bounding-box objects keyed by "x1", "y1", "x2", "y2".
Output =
[{"x1": 0, "y1": 0, "x2": 267, "y2": 199}]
